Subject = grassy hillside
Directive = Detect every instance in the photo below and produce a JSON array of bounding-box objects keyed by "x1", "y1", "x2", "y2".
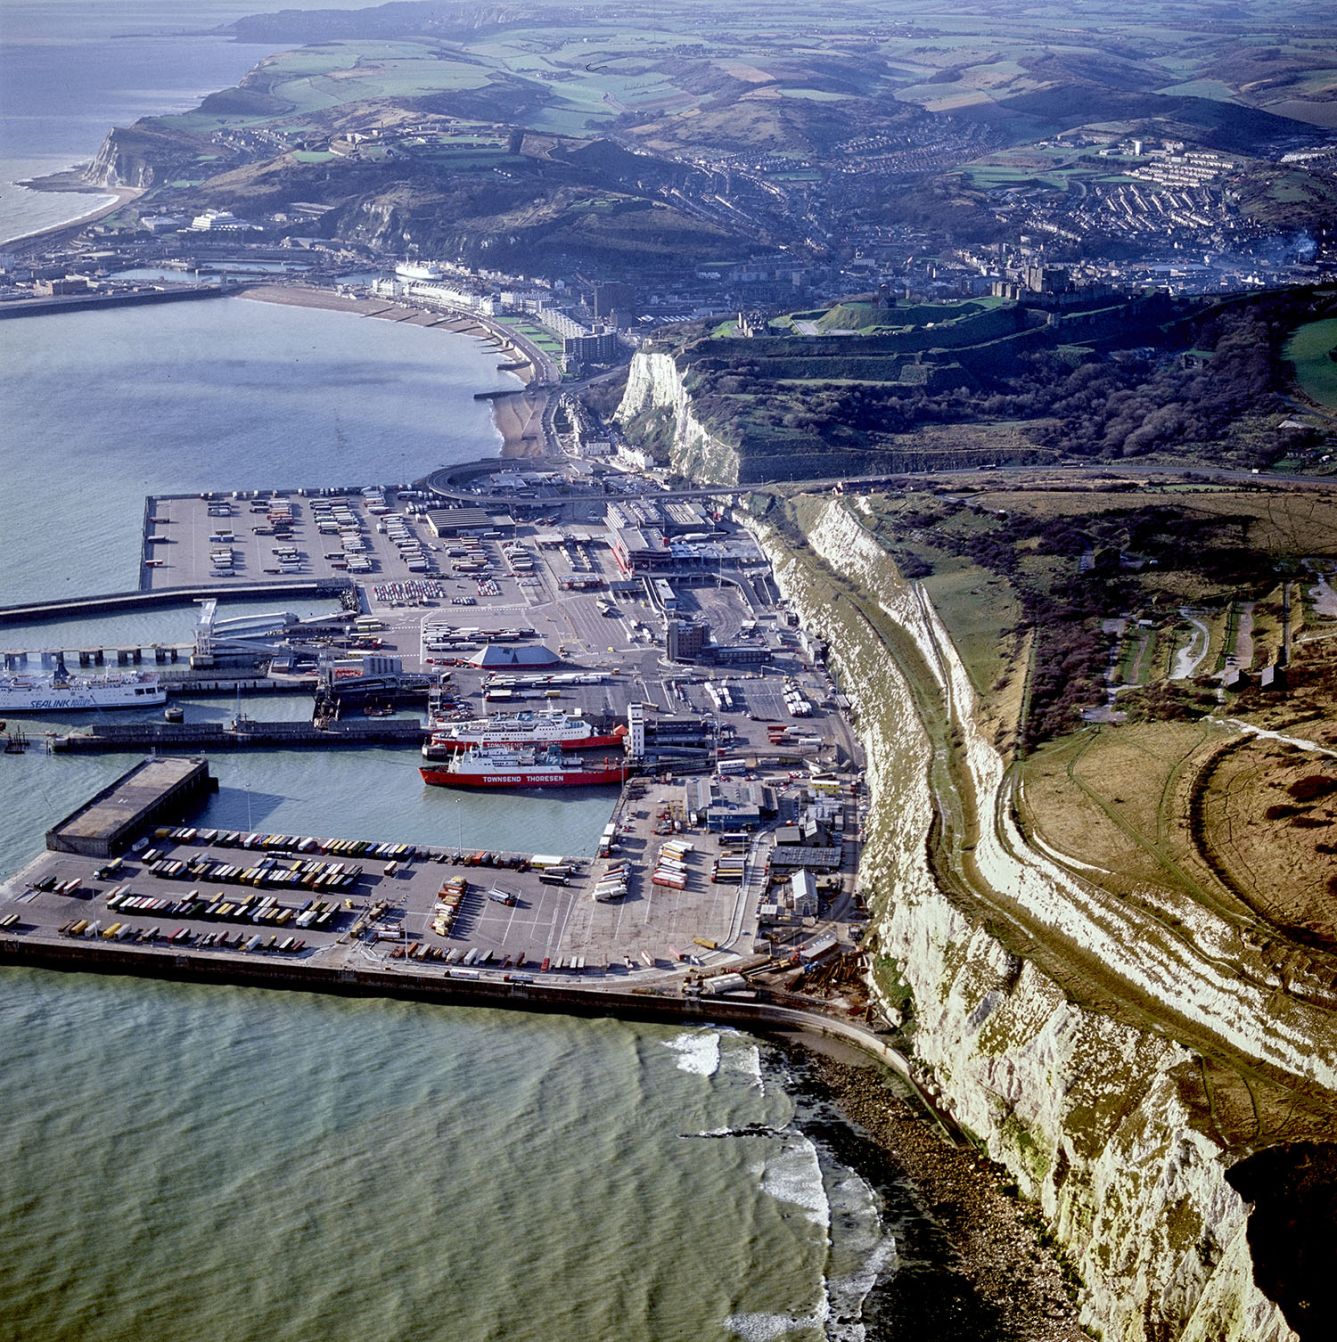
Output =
[
  {"x1": 1285, "y1": 317, "x2": 1337, "y2": 409},
  {"x1": 95, "y1": 0, "x2": 1337, "y2": 275},
  {"x1": 859, "y1": 482, "x2": 1337, "y2": 745}
]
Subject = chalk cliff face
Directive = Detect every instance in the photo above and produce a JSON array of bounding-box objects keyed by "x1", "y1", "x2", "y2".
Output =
[
  {"x1": 615, "y1": 350, "x2": 741, "y2": 483},
  {"x1": 86, "y1": 131, "x2": 146, "y2": 189},
  {"x1": 86, "y1": 124, "x2": 198, "y2": 190},
  {"x1": 754, "y1": 495, "x2": 1312, "y2": 1342}
]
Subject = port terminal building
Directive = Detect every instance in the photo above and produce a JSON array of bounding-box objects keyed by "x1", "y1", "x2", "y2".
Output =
[
  {"x1": 684, "y1": 778, "x2": 772, "y2": 832},
  {"x1": 427, "y1": 507, "x2": 516, "y2": 539}
]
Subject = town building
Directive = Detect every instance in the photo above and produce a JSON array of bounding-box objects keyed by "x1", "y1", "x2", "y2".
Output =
[{"x1": 33, "y1": 276, "x2": 91, "y2": 297}]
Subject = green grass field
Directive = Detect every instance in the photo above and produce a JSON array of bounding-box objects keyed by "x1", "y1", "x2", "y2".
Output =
[
  {"x1": 506, "y1": 320, "x2": 564, "y2": 355},
  {"x1": 1284, "y1": 317, "x2": 1337, "y2": 408}
]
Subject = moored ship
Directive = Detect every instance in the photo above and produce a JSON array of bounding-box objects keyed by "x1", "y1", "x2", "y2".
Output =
[
  {"x1": 422, "y1": 709, "x2": 625, "y2": 759},
  {"x1": 0, "y1": 658, "x2": 166, "y2": 712},
  {"x1": 420, "y1": 743, "x2": 630, "y2": 789}
]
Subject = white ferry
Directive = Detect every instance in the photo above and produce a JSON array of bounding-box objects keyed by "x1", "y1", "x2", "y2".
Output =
[
  {"x1": 421, "y1": 744, "x2": 629, "y2": 790},
  {"x1": 422, "y1": 710, "x2": 625, "y2": 758},
  {"x1": 0, "y1": 661, "x2": 166, "y2": 712}
]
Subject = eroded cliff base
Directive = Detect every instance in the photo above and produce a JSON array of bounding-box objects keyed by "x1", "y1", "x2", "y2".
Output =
[{"x1": 810, "y1": 1055, "x2": 1086, "y2": 1342}]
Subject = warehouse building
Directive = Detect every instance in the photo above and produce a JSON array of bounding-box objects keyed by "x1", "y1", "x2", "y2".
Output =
[
  {"x1": 427, "y1": 507, "x2": 515, "y2": 538},
  {"x1": 46, "y1": 757, "x2": 216, "y2": 858},
  {"x1": 683, "y1": 778, "x2": 771, "y2": 831}
]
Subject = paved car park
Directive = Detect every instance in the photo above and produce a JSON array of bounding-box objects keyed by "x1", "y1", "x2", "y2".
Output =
[{"x1": 143, "y1": 489, "x2": 440, "y2": 590}]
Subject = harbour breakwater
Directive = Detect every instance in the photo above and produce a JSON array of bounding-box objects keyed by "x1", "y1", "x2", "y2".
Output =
[
  {"x1": 0, "y1": 284, "x2": 232, "y2": 320},
  {"x1": 0, "y1": 579, "x2": 352, "y2": 627},
  {"x1": 0, "y1": 932, "x2": 921, "y2": 1088},
  {"x1": 750, "y1": 495, "x2": 1312, "y2": 1341},
  {"x1": 47, "y1": 719, "x2": 424, "y2": 753}
]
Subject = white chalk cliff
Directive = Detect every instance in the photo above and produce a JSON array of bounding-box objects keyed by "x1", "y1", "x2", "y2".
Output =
[{"x1": 755, "y1": 495, "x2": 1323, "y2": 1342}]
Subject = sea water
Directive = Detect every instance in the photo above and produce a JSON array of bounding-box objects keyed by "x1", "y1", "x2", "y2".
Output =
[
  {"x1": 0, "y1": 974, "x2": 905, "y2": 1342},
  {"x1": 0, "y1": 295, "x2": 512, "y2": 604},
  {"x1": 0, "y1": 5, "x2": 931, "y2": 1328}
]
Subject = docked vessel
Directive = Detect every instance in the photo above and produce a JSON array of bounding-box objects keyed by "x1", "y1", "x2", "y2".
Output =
[
  {"x1": 0, "y1": 658, "x2": 166, "y2": 712},
  {"x1": 422, "y1": 709, "x2": 624, "y2": 759},
  {"x1": 420, "y1": 743, "x2": 630, "y2": 789}
]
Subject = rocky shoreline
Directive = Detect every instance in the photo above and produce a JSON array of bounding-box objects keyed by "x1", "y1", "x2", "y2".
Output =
[{"x1": 803, "y1": 1052, "x2": 1087, "y2": 1341}]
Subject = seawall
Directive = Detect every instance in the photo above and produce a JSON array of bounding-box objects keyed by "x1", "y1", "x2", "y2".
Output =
[{"x1": 0, "y1": 934, "x2": 922, "y2": 1088}]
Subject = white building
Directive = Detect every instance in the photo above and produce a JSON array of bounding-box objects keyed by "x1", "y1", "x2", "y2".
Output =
[
  {"x1": 189, "y1": 209, "x2": 256, "y2": 233},
  {"x1": 141, "y1": 215, "x2": 186, "y2": 235}
]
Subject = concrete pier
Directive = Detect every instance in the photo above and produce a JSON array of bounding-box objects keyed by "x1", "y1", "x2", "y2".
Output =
[
  {"x1": 46, "y1": 758, "x2": 217, "y2": 857},
  {"x1": 2, "y1": 644, "x2": 190, "y2": 672},
  {"x1": 48, "y1": 719, "x2": 425, "y2": 753}
]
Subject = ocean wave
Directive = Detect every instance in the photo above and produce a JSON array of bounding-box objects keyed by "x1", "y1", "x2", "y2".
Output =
[
  {"x1": 817, "y1": 1151, "x2": 898, "y2": 1342},
  {"x1": 743, "y1": 1126, "x2": 898, "y2": 1341},
  {"x1": 725, "y1": 1308, "x2": 824, "y2": 1341},
  {"x1": 824, "y1": 1238, "x2": 898, "y2": 1342},
  {"x1": 761, "y1": 1131, "x2": 830, "y2": 1229},
  {"x1": 662, "y1": 1028, "x2": 721, "y2": 1076},
  {"x1": 726, "y1": 1036, "x2": 766, "y2": 1093}
]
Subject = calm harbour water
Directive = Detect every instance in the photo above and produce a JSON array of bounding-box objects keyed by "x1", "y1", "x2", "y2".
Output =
[{"x1": 0, "y1": 295, "x2": 511, "y2": 604}]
